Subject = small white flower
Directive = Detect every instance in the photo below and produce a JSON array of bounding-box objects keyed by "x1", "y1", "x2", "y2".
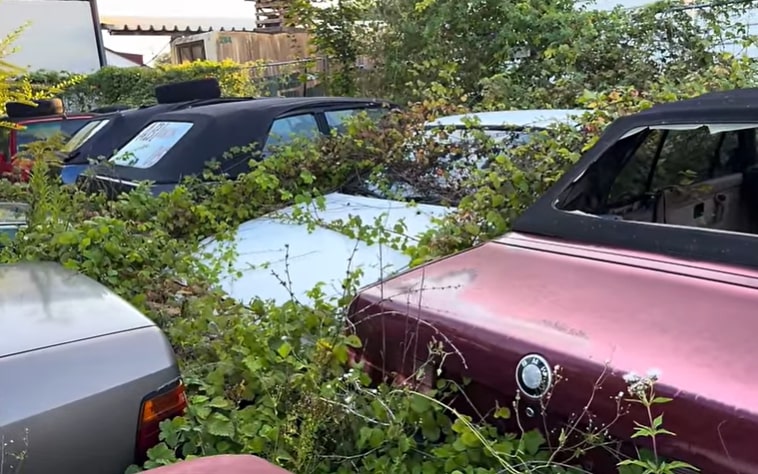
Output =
[
  {"x1": 646, "y1": 367, "x2": 662, "y2": 380},
  {"x1": 622, "y1": 371, "x2": 641, "y2": 383}
]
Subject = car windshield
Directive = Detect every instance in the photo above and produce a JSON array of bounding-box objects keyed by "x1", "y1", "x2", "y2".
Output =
[
  {"x1": 16, "y1": 118, "x2": 92, "y2": 149},
  {"x1": 347, "y1": 126, "x2": 537, "y2": 204},
  {"x1": 109, "y1": 121, "x2": 194, "y2": 169},
  {"x1": 61, "y1": 118, "x2": 111, "y2": 153}
]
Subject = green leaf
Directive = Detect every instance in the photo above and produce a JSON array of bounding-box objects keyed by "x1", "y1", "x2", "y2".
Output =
[
  {"x1": 344, "y1": 334, "x2": 363, "y2": 348},
  {"x1": 460, "y1": 428, "x2": 480, "y2": 447},
  {"x1": 652, "y1": 414, "x2": 664, "y2": 429},
  {"x1": 205, "y1": 412, "x2": 235, "y2": 438},
  {"x1": 145, "y1": 443, "x2": 176, "y2": 463},
  {"x1": 494, "y1": 406, "x2": 511, "y2": 419},
  {"x1": 410, "y1": 393, "x2": 431, "y2": 413},
  {"x1": 520, "y1": 429, "x2": 545, "y2": 455},
  {"x1": 207, "y1": 396, "x2": 233, "y2": 409},
  {"x1": 652, "y1": 396, "x2": 673, "y2": 404},
  {"x1": 277, "y1": 341, "x2": 293, "y2": 358}
]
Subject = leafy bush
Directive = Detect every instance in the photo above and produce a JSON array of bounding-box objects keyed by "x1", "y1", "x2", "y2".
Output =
[
  {"x1": 0, "y1": 92, "x2": 722, "y2": 474},
  {"x1": 4, "y1": 1, "x2": 758, "y2": 473},
  {"x1": 25, "y1": 60, "x2": 268, "y2": 112}
]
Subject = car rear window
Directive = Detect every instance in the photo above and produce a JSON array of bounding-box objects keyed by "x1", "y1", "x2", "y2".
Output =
[
  {"x1": 324, "y1": 108, "x2": 388, "y2": 133},
  {"x1": 110, "y1": 121, "x2": 193, "y2": 169},
  {"x1": 263, "y1": 114, "x2": 320, "y2": 153},
  {"x1": 16, "y1": 118, "x2": 92, "y2": 149},
  {"x1": 62, "y1": 119, "x2": 111, "y2": 153}
]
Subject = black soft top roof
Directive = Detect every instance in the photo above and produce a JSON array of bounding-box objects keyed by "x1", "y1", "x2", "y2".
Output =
[
  {"x1": 630, "y1": 88, "x2": 758, "y2": 121},
  {"x1": 1, "y1": 113, "x2": 96, "y2": 124},
  {"x1": 66, "y1": 98, "x2": 259, "y2": 163},
  {"x1": 92, "y1": 96, "x2": 392, "y2": 184},
  {"x1": 513, "y1": 87, "x2": 758, "y2": 270}
]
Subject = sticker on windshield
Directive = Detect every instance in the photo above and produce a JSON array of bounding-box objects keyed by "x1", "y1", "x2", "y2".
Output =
[{"x1": 110, "y1": 121, "x2": 193, "y2": 169}]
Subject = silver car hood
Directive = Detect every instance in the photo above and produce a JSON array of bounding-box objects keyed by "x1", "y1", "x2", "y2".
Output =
[{"x1": 0, "y1": 262, "x2": 155, "y2": 359}]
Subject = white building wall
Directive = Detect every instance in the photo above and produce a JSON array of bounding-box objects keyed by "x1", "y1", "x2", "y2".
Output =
[
  {"x1": 0, "y1": 0, "x2": 101, "y2": 73},
  {"x1": 105, "y1": 50, "x2": 142, "y2": 67}
]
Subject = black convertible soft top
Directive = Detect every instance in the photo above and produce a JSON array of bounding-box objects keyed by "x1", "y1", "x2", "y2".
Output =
[
  {"x1": 66, "y1": 98, "x2": 258, "y2": 163},
  {"x1": 90, "y1": 96, "x2": 392, "y2": 184},
  {"x1": 513, "y1": 88, "x2": 758, "y2": 270}
]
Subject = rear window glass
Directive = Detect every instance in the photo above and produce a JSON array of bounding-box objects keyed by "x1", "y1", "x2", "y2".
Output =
[
  {"x1": 324, "y1": 108, "x2": 388, "y2": 132},
  {"x1": 110, "y1": 121, "x2": 193, "y2": 169},
  {"x1": 62, "y1": 119, "x2": 110, "y2": 153},
  {"x1": 16, "y1": 118, "x2": 92, "y2": 149},
  {"x1": 264, "y1": 114, "x2": 320, "y2": 152}
]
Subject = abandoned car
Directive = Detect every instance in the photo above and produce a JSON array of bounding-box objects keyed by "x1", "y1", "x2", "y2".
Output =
[
  {"x1": 199, "y1": 109, "x2": 583, "y2": 306},
  {"x1": 347, "y1": 89, "x2": 758, "y2": 474},
  {"x1": 59, "y1": 78, "x2": 249, "y2": 184},
  {"x1": 76, "y1": 96, "x2": 395, "y2": 197},
  {"x1": 0, "y1": 263, "x2": 187, "y2": 474}
]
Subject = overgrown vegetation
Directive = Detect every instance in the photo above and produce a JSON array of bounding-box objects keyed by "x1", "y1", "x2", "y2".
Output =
[{"x1": 3, "y1": 0, "x2": 757, "y2": 472}]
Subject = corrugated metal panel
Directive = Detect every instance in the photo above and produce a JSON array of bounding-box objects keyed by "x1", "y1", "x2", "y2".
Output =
[{"x1": 101, "y1": 16, "x2": 256, "y2": 35}]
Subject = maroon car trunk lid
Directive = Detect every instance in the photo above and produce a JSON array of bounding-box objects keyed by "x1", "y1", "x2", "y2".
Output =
[{"x1": 350, "y1": 232, "x2": 758, "y2": 473}]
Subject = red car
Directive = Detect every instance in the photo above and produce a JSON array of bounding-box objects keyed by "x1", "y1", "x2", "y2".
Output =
[
  {"x1": 0, "y1": 98, "x2": 96, "y2": 180},
  {"x1": 348, "y1": 89, "x2": 758, "y2": 474},
  {"x1": 146, "y1": 455, "x2": 292, "y2": 474}
]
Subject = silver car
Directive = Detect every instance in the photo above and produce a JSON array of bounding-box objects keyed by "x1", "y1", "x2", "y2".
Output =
[{"x1": 0, "y1": 262, "x2": 186, "y2": 474}]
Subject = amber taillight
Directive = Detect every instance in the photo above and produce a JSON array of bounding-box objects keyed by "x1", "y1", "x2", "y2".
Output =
[{"x1": 135, "y1": 379, "x2": 188, "y2": 463}]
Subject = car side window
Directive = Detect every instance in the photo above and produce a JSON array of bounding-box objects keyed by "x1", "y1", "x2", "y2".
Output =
[
  {"x1": 649, "y1": 128, "x2": 723, "y2": 189},
  {"x1": 607, "y1": 127, "x2": 729, "y2": 205},
  {"x1": 606, "y1": 130, "x2": 662, "y2": 205},
  {"x1": 263, "y1": 114, "x2": 320, "y2": 152},
  {"x1": 324, "y1": 108, "x2": 387, "y2": 134}
]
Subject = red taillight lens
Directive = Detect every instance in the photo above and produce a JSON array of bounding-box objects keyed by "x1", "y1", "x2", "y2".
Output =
[{"x1": 135, "y1": 379, "x2": 187, "y2": 463}]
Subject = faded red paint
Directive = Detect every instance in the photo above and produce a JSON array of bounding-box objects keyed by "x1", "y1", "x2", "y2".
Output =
[
  {"x1": 146, "y1": 455, "x2": 292, "y2": 474},
  {"x1": 348, "y1": 231, "x2": 758, "y2": 474}
]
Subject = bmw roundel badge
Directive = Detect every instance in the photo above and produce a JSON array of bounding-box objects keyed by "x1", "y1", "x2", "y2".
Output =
[{"x1": 515, "y1": 353, "x2": 552, "y2": 399}]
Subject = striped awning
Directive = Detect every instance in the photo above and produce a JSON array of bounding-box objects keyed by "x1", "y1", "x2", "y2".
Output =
[{"x1": 101, "y1": 16, "x2": 256, "y2": 35}]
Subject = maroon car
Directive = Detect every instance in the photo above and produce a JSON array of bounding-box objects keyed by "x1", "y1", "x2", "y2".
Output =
[{"x1": 348, "y1": 89, "x2": 758, "y2": 474}]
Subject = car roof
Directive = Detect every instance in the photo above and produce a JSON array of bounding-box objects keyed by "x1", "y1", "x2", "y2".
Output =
[
  {"x1": 1, "y1": 114, "x2": 96, "y2": 124},
  {"x1": 632, "y1": 88, "x2": 758, "y2": 120},
  {"x1": 161, "y1": 96, "x2": 392, "y2": 121},
  {"x1": 428, "y1": 109, "x2": 587, "y2": 129},
  {"x1": 92, "y1": 96, "x2": 393, "y2": 184},
  {"x1": 513, "y1": 87, "x2": 758, "y2": 271},
  {"x1": 67, "y1": 101, "x2": 235, "y2": 162}
]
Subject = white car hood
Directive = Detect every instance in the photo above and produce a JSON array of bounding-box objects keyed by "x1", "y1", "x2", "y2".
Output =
[{"x1": 198, "y1": 192, "x2": 452, "y2": 306}]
